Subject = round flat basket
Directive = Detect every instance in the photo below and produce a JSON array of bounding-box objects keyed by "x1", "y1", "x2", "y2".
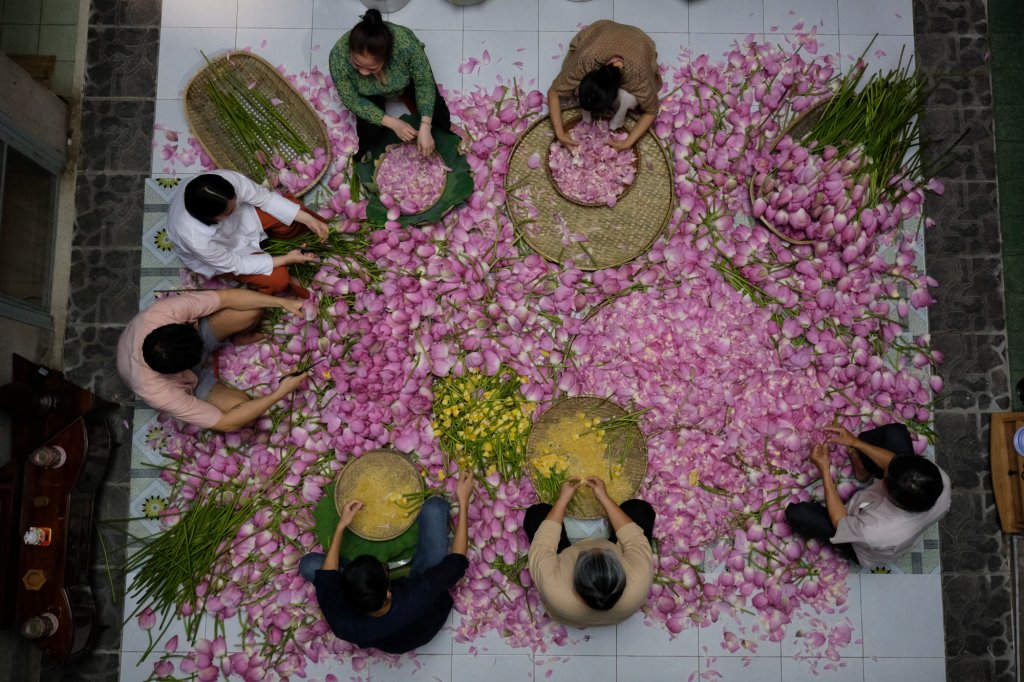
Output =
[
  {"x1": 334, "y1": 449, "x2": 425, "y2": 540},
  {"x1": 526, "y1": 396, "x2": 648, "y2": 520},
  {"x1": 184, "y1": 50, "x2": 332, "y2": 196},
  {"x1": 544, "y1": 118, "x2": 641, "y2": 207},
  {"x1": 506, "y1": 107, "x2": 673, "y2": 271},
  {"x1": 372, "y1": 143, "x2": 449, "y2": 215}
]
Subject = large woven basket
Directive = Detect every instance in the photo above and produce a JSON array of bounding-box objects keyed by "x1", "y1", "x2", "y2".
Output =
[
  {"x1": 334, "y1": 449, "x2": 425, "y2": 540},
  {"x1": 545, "y1": 117, "x2": 642, "y2": 207},
  {"x1": 184, "y1": 51, "x2": 332, "y2": 196},
  {"x1": 526, "y1": 396, "x2": 648, "y2": 520},
  {"x1": 506, "y1": 107, "x2": 674, "y2": 271}
]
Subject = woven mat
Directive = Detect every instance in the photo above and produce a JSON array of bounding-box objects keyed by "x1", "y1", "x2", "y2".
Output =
[
  {"x1": 506, "y1": 108, "x2": 674, "y2": 271},
  {"x1": 526, "y1": 396, "x2": 648, "y2": 519},
  {"x1": 184, "y1": 51, "x2": 331, "y2": 195},
  {"x1": 334, "y1": 449, "x2": 424, "y2": 540}
]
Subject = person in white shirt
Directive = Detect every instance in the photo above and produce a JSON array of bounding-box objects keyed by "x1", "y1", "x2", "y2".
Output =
[
  {"x1": 167, "y1": 171, "x2": 329, "y2": 298},
  {"x1": 785, "y1": 424, "x2": 950, "y2": 569}
]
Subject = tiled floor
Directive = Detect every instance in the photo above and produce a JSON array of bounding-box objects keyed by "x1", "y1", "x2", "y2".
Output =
[
  {"x1": 123, "y1": 1, "x2": 948, "y2": 680},
  {"x1": 0, "y1": 0, "x2": 80, "y2": 96}
]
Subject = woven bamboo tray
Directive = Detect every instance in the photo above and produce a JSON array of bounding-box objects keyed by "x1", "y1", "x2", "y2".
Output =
[
  {"x1": 506, "y1": 107, "x2": 673, "y2": 271},
  {"x1": 526, "y1": 396, "x2": 648, "y2": 520},
  {"x1": 545, "y1": 118, "x2": 642, "y2": 207},
  {"x1": 748, "y1": 96, "x2": 832, "y2": 246},
  {"x1": 334, "y1": 449, "x2": 425, "y2": 540},
  {"x1": 184, "y1": 51, "x2": 332, "y2": 196},
  {"x1": 372, "y1": 143, "x2": 449, "y2": 214}
]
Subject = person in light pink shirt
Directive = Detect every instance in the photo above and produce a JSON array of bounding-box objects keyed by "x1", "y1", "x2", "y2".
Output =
[
  {"x1": 117, "y1": 288, "x2": 308, "y2": 432},
  {"x1": 785, "y1": 424, "x2": 950, "y2": 569}
]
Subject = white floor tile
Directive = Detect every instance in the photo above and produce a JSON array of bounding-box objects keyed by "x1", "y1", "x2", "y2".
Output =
[
  {"x1": 121, "y1": 571, "x2": 193, "y2": 653},
  {"x1": 863, "y1": 657, "x2": 946, "y2": 682},
  {"x1": 538, "y1": 31, "x2": 576, "y2": 94},
  {"x1": 698, "y1": 607, "x2": 783, "y2": 658},
  {"x1": 236, "y1": 28, "x2": 313, "y2": 76},
  {"x1": 419, "y1": 29, "x2": 466, "y2": 93},
  {"x1": 617, "y1": 610, "x2": 699, "y2": 656},
  {"x1": 535, "y1": 654, "x2": 617, "y2": 682},
  {"x1": 688, "y1": 33, "x2": 763, "y2": 64},
  {"x1": 162, "y1": 0, "x2": 237, "y2": 28},
  {"x1": 371, "y1": 653, "x2": 453, "y2": 681},
  {"x1": 311, "y1": 28, "x2": 343, "y2": 77},
  {"x1": 618, "y1": 655, "x2": 700, "y2": 681},
  {"x1": 837, "y1": 0, "x2": 913, "y2": 36},
  {"x1": 452, "y1": 654, "x2": 534, "y2": 682},
  {"x1": 152, "y1": 99, "x2": 194, "y2": 176},
  {"x1": 462, "y1": 30, "x2": 539, "y2": 92},
  {"x1": 464, "y1": 0, "x2": 538, "y2": 31},
  {"x1": 120, "y1": 649, "x2": 161, "y2": 682},
  {"x1": 689, "y1": 0, "x2": 764, "y2": 35},
  {"x1": 156, "y1": 27, "x2": 238, "y2": 100},
  {"x1": 237, "y1": 0, "x2": 314, "y2": 29},
  {"x1": 547, "y1": 622, "x2": 617, "y2": 655},
  {"x1": 704, "y1": 655, "x2": 783, "y2": 681},
  {"x1": 648, "y1": 32, "x2": 690, "y2": 73},
  {"x1": 452, "y1": 618, "x2": 526, "y2": 655},
  {"x1": 772, "y1": 32, "x2": 841, "y2": 65},
  {"x1": 539, "y1": 0, "x2": 613, "y2": 32},
  {"x1": 782, "y1": 656, "x2": 864, "y2": 682},
  {"x1": 389, "y1": 0, "x2": 464, "y2": 32},
  {"x1": 782, "y1": 574, "x2": 863, "y2": 658},
  {"x1": 860, "y1": 574, "x2": 945, "y2": 658},
  {"x1": 763, "y1": 0, "x2": 839, "y2": 34},
  {"x1": 614, "y1": 0, "x2": 688, "y2": 34},
  {"x1": 303, "y1": 654, "x2": 370, "y2": 681},
  {"x1": 312, "y1": 0, "x2": 367, "y2": 31},
  {"x1": 411, "y1": 612, "x2": 455, "y2": 655},
  {"x1": 838, "y1": 34, "x2": 916, "y2": 75}
]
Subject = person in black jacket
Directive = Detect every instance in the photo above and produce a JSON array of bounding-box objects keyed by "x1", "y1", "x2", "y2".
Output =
[{"x1": 298, "y1": 471, "x2": 474, "y2": 653}]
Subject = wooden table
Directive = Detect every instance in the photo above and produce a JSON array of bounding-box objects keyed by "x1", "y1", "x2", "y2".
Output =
[
  {"x1": 0, "y1": 354, "x2": 111, "y2": 665},
  {"x1": 990, "y1": 412, "x2": 1024, "y2": 533}
]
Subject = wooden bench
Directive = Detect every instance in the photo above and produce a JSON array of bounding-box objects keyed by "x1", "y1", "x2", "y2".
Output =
[{"x1": 990, "y1": 412, "x2": 1024, "y2": 533}]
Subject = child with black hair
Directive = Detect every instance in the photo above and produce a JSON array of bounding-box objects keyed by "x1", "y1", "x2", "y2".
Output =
[
  {"x1": 548, "y1": 20, "x2": 662, "y2": 151},
  {"x1": 785, "y1": 424, "x2": 951, "y2": 568}
]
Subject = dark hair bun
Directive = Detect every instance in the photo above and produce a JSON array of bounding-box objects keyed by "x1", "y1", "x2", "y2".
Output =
[{"x1": 363, "y1": 8, "x2": 383, "y2": 25}]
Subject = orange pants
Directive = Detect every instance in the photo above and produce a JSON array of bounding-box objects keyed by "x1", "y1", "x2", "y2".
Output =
[{"x1": 229, "y1": 196, "x2": 331, "y2": 298}]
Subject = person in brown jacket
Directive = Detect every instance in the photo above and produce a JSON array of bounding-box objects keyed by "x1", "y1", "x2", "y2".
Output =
[{"x1": 548, "y1": 20, "x2": 662, "y2": 151}]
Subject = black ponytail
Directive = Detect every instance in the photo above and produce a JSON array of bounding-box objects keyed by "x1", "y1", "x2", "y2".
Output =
[
  {"x1": 578, "y1": 63, "x2": 623, "y2": 113},
  {"x1": 349, "y1": 9, "x2": 393, "y2": 63}
]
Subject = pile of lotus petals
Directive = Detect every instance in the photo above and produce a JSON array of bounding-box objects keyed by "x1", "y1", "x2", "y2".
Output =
[{"x1": 548, "y1": 119, "x2": 636, "y2": 206}]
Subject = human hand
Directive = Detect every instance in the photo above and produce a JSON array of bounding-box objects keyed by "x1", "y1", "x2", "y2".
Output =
[
  {"x1": 417, "y1": 127, "x2": 435, "y2": 157},
  {"x1": 385, "y1": 116, "x2": 418, "y2": 142},
  {"x1": 456, "y1": 469, "x2": 474, "y2": 505},
  {"x1": 558, "y1": 477, "x2": 582, "y2": 501},
  {"x1": 339, "y1": 500, "x2": 364, "y2": 526},
  {"x1": 285, "y1": 248, "x2": 318, "y2": 266},
  {"x1": 583, "y1": 476, "x2": 609, "y2": 500},
  {"x1": 823, "y1": 425, "x2": 857, "y2": 447},
  {"x1": 557, "y1": 132, "x2": 579, "y2": 153},
  {"x1": 279, "y1": 372, "x2": 307, "y2": 394},
  {"x1": 609, "y1": 138, "x2": 632, "y2": 152},
  {"x1": 298, "y1": 212, "x2": 329, "y2": 241},
  {"x1": 809, "y1": 443, "x2": 831, "y2": 473},
  {"x1": 280, "y1": 297, "x2": 305, "y2": 318}
]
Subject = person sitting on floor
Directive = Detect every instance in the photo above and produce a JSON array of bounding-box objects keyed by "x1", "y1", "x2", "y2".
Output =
[
  {"x1": 329, "y1": 9, "x2": 451, "y2": 158},
  {"x1": 547, "y1": 20, "x2": 662, "y2": 151},
  {"x1": 167, "y1": 171, "x2": 329, "y2": 298},
  {"x1": 298, "y1": 470, "x2": 474, "y2": 654},
  {"x1": 785, "y1": 423, "x2": 951, "y2": 568},
  {"x1": 117, "y1": 288, "x2": 307, "y2": 432},
  {"x1": 526, "y1": 476, "x2": 655, "y2": 627}
]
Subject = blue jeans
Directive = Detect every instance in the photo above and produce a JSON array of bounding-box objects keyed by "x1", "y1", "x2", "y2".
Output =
[{"x1": 299, "y1": 496, "x2": 451, "y2": 582}]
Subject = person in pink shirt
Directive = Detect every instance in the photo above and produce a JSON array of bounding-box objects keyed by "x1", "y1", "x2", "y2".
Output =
[
  {"x1": 785, "y1": 424, "x2": 950, "y2": 568},
  {"x1": 117, "y1": 288, "x2": 308, "y2": 432}
]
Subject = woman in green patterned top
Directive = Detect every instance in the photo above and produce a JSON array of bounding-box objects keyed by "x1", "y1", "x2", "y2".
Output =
[{"x1": 329, "y1": 9, "x2": 451, "y2": 159}]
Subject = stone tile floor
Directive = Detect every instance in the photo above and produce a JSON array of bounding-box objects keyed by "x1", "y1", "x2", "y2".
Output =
[{"x1": 15, "y1": 0, "x2": 1008, "y2": 681}]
